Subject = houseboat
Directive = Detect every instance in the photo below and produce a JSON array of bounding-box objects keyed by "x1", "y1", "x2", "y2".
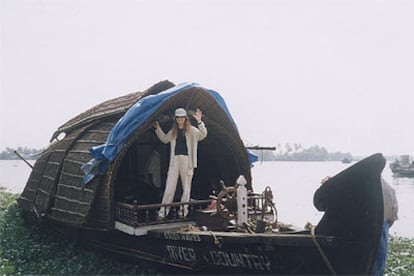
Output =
[{"x1": 18, "y1": 81, "x2": 385, "y2": 274}]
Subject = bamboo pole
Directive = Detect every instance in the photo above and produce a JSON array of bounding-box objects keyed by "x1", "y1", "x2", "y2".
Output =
[{"x1": 14, "y1": 150, "x2": 34, "y2": 169}]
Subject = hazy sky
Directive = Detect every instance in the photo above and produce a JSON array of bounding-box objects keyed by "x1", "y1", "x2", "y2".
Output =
[{"x1": 1, "y1": 0, "x2": 413, "y2": 156}]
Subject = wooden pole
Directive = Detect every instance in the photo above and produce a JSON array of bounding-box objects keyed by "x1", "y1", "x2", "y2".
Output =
[
  {"x1": 14, "y1": 150, "x2": 34, "y2": 169},
  {"x1": 246, "y1": 146, "x2": 276, "y2": 151}
]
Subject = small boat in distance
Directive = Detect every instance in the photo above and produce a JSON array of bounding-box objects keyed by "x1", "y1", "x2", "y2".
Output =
[{"x1": 390, "y1": 155, "x2": 414, "y2": 177}]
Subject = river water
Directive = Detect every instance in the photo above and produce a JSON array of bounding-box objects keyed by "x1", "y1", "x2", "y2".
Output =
[{"x1": 1, "y1": 159, "x2": 412, "y2": 238}]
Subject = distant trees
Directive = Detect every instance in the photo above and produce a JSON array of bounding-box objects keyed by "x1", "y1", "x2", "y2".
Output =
[
  {"x1": 0, "y1": 147, "x2": 44, "y2": 160},
  {"x1": 249, "y1": 143, "x2": 353, "y2": 162},
  {"x1": 1, "y1": 144, "x2": 354, "y2": 162}
]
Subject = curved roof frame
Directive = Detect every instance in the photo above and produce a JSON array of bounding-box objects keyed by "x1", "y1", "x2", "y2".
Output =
[{"x1": 82, "y1": 83, "x2": 241, "y2": 185}]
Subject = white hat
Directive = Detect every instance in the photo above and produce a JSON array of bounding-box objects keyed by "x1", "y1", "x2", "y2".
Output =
[{"x1": 174, "y1": 108, "x2": 187, "y2": 117}]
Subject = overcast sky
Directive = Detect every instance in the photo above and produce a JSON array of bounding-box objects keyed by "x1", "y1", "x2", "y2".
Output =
[{"x1": 1, "y1": 0, "x2": 413, "y2": 156}]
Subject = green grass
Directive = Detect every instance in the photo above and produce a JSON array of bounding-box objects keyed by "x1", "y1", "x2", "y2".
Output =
[
  {"x1": 386, "y1": 236, "x2": 414, "y2": 275},
  {"x1": 1, "y1": 189, "x2": 413, "y2": 275},
  {"x1": 0, "y1": 189, "x2": 154, "y2": 275}
]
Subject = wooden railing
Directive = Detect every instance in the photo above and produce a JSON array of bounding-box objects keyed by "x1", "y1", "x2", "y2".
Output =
[
  {"x1": 115, "y1": 200, "x2": 211, "y2": 226},
  {"x1": 115, "y1": 193, "x2": 274, "y2": 227}
]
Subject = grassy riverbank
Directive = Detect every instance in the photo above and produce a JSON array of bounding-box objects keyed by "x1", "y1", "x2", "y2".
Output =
[
  {"x1": 1, "y1": 189, "x2": 413, "y2": 275},
  {"x1": 0, "y1": 189, "x2": 152, "y2": 275}
]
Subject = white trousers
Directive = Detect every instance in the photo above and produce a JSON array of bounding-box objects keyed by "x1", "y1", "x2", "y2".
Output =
[{"x1": 158, "y1": 155, "x2": 194, "y2": 217}]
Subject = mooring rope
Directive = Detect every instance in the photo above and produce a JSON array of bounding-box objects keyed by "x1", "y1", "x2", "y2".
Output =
[
  {"x1": 310, "y1": 226, "x2": 337, "y2": 275},
  {"x1": 209, "y1": 230, "x2": 222, "y2": 247}
]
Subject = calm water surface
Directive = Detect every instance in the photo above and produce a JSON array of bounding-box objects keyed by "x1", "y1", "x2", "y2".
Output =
[
  {"x1": 1, "y1": 159, "x2": 412, "y2": 238},
  {"x1": 252, "y1": 161, "x2": 413, "y2": 238}
]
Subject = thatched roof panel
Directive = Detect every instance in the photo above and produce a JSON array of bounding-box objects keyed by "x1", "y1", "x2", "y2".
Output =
[
  {"x1": 48, "y1": 120, "x2": 118, "y2": 225},
  {"x1": 19, "y1": 126, "x2": 90, "y2": 218},
  {"x1": 18, "y1": 158, "x2": 48, "y2": 211},
  {"x1": 87, "y1": 181, "x2": 112, "y2": 228}
]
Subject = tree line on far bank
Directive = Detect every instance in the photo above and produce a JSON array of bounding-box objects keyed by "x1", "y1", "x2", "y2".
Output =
[
  {"x1": 0, "y1": 147, "x2": 44, "y2": 160},
  {"x1": 1, "y1": 145, "x2": 393, "y2": 162},
  {"x1": 249, "y1": 143, "x2": 354, "y2": 162}
]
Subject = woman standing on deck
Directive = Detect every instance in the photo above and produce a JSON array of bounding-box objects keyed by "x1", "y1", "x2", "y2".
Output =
[{"x1": 154, "y1": 107, "x2": 207, "y2": 219}]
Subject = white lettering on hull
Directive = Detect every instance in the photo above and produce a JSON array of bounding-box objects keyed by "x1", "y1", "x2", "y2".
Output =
[
  {"x1": 166, "y1": 245, "x2": 197, "y2": 263},
  {"x1": 163, "y1": 232, "x2": 201, "y2": 242},
  {"x1": 208, "y1": 250, "x2": 271, "y2": 271},
  {"x1": 164, "y1": 244, "x2": 272, "y2": 272}
]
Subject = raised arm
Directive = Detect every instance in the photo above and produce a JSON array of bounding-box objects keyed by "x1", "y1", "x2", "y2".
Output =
[
  {"x1": 193, "y1": 108, "x2": 207, "y2": 140},
  {"x1": 154, "y1": 121, "x2": 171, "y2": 144}
]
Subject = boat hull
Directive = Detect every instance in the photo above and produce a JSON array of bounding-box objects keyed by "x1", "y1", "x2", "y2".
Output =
[{"x1": 80, "y1": 227, "x2": 374, "y2": 275}]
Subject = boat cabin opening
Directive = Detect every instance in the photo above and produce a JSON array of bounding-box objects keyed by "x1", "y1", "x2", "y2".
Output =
[{"x1": 112, "y1": 106, "x2": 254, "y2": 227}]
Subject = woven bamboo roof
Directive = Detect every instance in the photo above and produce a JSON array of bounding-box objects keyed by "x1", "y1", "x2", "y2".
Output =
[{"x1": 18, "y1": 81, "x2": 251, "y2": 229}]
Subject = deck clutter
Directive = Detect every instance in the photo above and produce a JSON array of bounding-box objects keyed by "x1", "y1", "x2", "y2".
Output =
[{"x1": 18, "y1": 81, "x2": 385, "y2": 274}]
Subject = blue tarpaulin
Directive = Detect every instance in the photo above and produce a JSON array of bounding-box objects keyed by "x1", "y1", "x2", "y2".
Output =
[{"x1": 81, "y1": 82, "x2": 257, "y2": 184}]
